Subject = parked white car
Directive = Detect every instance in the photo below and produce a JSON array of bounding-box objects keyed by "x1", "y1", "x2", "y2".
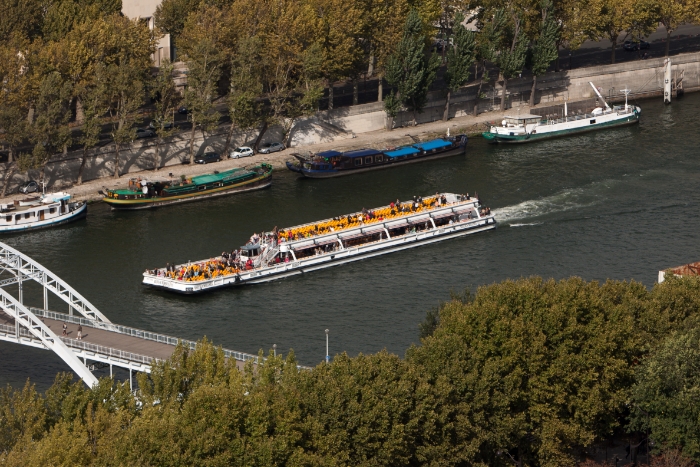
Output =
[{"x1": 230, "y1": 147, "x2": 254, "y2": 159}]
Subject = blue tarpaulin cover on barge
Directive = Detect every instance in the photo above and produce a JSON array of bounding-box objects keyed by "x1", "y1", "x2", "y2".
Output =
[
  {"x1": 384, "y1": 147, "x2": 420, "y2": 158},
  {"x1": 413, "y1": 139, "x2": 453, "y2": 151}
]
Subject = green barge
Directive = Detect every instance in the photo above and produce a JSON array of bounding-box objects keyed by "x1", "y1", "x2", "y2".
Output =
[{"x1": 103, "y1": 163, "x2": 273, "y2": 210}]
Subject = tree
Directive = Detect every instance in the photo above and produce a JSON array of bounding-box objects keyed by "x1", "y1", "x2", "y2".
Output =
[
  {"x1": 308, "y1": 0, "x2": 364, "y2": 110},
  {"x1": 443, "y1": 12, "x2": 476, "y2": 121},
  {"x1": 493, "y1": 12, "x2": 528, "y2": 111},
  {"x1": 0, "y1": 35, "x2": 31, "y2": 196},
  {"x1": 642, "y1": 0, "x2": 700, "y2": 57},
  {"x1": 363, "y1": 0, "x2": 410, "y2": 102},
  {"x1": 75, "y1": 70, "x2": 107, "y2": 185},
  {"x1": 472, "y1": 9, "x2": 505, "y2": 116},
  {"x1": 408, "y1": 278, "x2": 652, "y2": 466},
  {"x1": 223, "y1": 37, "x2": 263, "y2": 155},
  {"x1": 150, "y1": 59, "x2": 179, "y2": 171},
  {"x1": 254, "y1": 0, "x2": 321, "y2": 147},
  {"x1": 0, "y1": 0, "x2": 43, "y2": 42},
  {"x1": 385, "y1": 9, "x2": 439, "y2": 126},
  {"x1": 178, "y1": 5, "x2": 227, "y2": 164},
  {"x1": 630, "y1": 328, "x2": 700, "y2": 462},
  {"x1": 154, "y1": 0, "x2": 203, "y2": 43},
  {"x1": 105, "y1": 62, "x2": 144, "y2": 179},
  {"x1": 27, "y1": 71, "x2": 73, "y2": 185},
  {"x1": 585, "y1": 0, "x2": 636, "y2": 64},
  {"x1": 528, "y1": 0, "x2": 560, "y2": 108}
]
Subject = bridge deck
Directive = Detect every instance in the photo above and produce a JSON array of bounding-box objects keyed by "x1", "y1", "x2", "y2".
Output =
[{"x1": 0, "y1": 312, "x2": 248, "y2": 371}]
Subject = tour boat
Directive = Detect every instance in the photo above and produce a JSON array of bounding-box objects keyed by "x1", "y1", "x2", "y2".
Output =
[
  {"x1": 102, "y1": 163, "x2": 273, "y2": 210},
  {"x1": 286, "y1": 135, "x2": 467, "y2": 178},
  {"x1": 482, "y1": 82, "x2": 641, "y2": 143},
  {"x1": 0, "y1": 192, "x2": 86, "y2": 233},
  {"x1": 143, "y1": 192, "x2": 496, "y2": 294}
]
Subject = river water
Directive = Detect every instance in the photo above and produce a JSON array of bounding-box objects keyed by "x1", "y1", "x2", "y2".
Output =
[{"x1": 2, "y1": 94, "x2": 699, "y2": 391}]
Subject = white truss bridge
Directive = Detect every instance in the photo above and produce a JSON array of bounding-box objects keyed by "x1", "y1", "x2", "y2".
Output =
[{"x1": 0, "y1": 241, "x2": 262, "y2": 387}]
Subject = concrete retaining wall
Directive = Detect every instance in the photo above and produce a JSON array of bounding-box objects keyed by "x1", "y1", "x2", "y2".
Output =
[{"x1": 321, "y1": 50, "x2": 700, "y2": 133}]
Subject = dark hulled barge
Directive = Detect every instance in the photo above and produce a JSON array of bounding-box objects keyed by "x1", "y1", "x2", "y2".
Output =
[
  {"x1": 103, "y1": 163, "x2": 273, "y2": 210},
  {"x1": 286, "y1": 135, "x2": 467, "y2": 178},
  {"x1": 143, "y1": 192, "x2": 495, "y2": 294}
]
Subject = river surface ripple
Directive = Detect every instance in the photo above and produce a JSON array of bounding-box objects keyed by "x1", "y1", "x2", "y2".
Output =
[{"x1": 2, "y1": 94, "x2": 699, "y2": 390}]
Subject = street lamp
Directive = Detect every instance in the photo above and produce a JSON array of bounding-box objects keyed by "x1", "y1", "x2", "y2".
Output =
[{"x1": 325, "y1": 329, "x2": 329, "y2": 363}]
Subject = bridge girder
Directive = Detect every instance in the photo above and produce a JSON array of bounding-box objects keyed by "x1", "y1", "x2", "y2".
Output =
[
  {"x1": 0, "y1": 242, "x2": 111, "y2": 324},
  {"x1": 0, "y1": 288, "x2": 99, "y2": 387}
]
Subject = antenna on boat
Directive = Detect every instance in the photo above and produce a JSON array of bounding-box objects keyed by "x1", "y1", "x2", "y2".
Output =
[{"x1": 620, "y1": 87, "x2": 631, "y2": 111}]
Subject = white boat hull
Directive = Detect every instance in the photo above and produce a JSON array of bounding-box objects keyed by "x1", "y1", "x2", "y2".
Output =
[
  {"x1": 144, "y1": 216, "x2": 496, "y2": 294},
  {"x1": 0, "y1": 202, "x2": 87, "y2": 233}
]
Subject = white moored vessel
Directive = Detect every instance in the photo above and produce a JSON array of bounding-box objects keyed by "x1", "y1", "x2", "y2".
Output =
[
  {"x1": 0, "y1": 192, "x2": 87, "y2": 233},
  {"x1": 482, "y1": 82, "x2": 640, "y2": 143},
  {"x1": 143, "y1": 192, "x2": 496, "y2": 294}
]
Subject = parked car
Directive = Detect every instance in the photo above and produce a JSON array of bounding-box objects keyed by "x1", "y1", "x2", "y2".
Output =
[
  {"x1": 194, "y1": 152, "x2": 222, "y2": 164},
  {"x1": 258, "y1": 142, "x2": 285, "y2": 154},
  {"x1": 136, "y1": 128, "x2": 155, "y2": 138},
  {"x1": 18, "y1": 180, "x2": 39, "y2": 194},
  {"x1": 177, "y1": 106, "x2": 188, "y2": 114},
  {"x1": 148, "y1": 120, "x2": 174, "y2": 130},
  {"x1": 230, "y1": 147, "x2": 254, "y2": 159},
  {"x1": 623, "y1": 40, "x2": 650, "y2": 52}
]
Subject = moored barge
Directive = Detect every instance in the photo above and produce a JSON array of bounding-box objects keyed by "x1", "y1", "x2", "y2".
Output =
[
  {"x1": 0, "y1": 192, "x2": 86, "y2": 233},
  {"x1": 482, "y1": 82, "x2": 640, "y2": 143},
  {"x1": 143, "y1": 192, "x2": 495, "y2": 294},
  {"x1": 286, "y1": 135, "x2": 467, "y2": 178},
  {"x1": 103, "y1": 163, "x2": 272, "y2": 210}
]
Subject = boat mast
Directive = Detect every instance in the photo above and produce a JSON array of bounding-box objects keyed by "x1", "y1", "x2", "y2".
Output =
[
  {"x1": 620, "y1": 88, "x2": 631, "y2": 111},
  {"x1": 588, "y1": 82, "x2": 611, "y2": 111}
]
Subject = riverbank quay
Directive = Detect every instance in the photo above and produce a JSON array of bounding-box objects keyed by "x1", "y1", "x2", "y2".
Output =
[
  {"x1": 1, "y1": 49, "x2": 699, "y2": 200},
  {"x1": 0, "y1": 109, "x2": 508, "y2": 204}
]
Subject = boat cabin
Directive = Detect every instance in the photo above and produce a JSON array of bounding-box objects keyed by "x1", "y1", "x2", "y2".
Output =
[
  {"x1": 302, "y1": 138, "x2": 459, "y2": 170},
  {"x1": 0, "y1": 193, "x2": 75, "y2": 227}
]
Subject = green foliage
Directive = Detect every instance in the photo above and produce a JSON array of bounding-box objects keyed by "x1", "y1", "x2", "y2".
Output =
[
  {"x1": 155, "y1": 0, "x2": 203, "y2": 37},
  {"x1": 0, "y1": 0, "x2": 43, "y2": 41},
  {"x1": 385, "y1": 9, "x2": 440, "y2": 122},
  {"x1": 630, "y1": 327, "x2": 700, "y2": 461},
  {"x1": 444, "y1": 12, "x2": 476, "y2": 93},
  {"x1": 529, "y1": 0, "x2": 560, "y2": 77},
  {"x1": 408, "y1": 277, "x2": 653, "y2": 467},
  {"x1": 3, "y1": 277, "x2": 700, "y2": 465}
]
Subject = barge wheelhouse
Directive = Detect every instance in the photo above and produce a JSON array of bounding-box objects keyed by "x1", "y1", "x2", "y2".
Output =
[
  {"x1": 143, "y1": 192, "x2": 496, "y2": 294},
  {"x1": 286, "y1": 135, "x2": 467, "y2": 178},
  {"x1": 103, "y1": 163, "x2": 273, "y2": 210}
]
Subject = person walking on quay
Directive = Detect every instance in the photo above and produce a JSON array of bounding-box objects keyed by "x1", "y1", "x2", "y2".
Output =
[
  {"x1": 77, "y1": 325, "x2": 82, "y2": 340},
  {"x1": 62, "y1": 323, "x2": 67, "y2": 336}
]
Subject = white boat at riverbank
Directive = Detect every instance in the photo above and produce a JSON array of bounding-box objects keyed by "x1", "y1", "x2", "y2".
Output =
[
  {"x1": 143, "y1": 193, "x2": 496, "y2": 294},
  {"x1": 482, "y1": 82, "x2": 641, "y2": 143},
  {"x1": 0, "y1": 192, "x2": 86, "y2": 233}
]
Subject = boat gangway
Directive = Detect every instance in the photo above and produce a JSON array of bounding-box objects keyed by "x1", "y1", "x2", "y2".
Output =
[{"x1": 0, "y1": 241, "x2": 263, "y2": 388}]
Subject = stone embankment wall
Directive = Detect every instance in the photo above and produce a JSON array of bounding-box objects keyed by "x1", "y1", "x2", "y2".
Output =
[
  {"x1": 322, "y1": 51, "x2": 700, "y2": 132},
  {"x1": 1, "y1": 51, "x2": 698, "y2": 193}
]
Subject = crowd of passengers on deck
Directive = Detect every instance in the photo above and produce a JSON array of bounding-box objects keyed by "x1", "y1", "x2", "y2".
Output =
[
  {"x1": 146, "y1": 193, "x2": 487, "y2": 281},
  {"x1": 277, "y1": 193, "x2": 476, "y2": 241}
]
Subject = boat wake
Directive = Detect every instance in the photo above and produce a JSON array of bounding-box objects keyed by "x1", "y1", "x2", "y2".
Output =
[{"x1": 493, "y1": 186, "x2": 603, "y2": 225}]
